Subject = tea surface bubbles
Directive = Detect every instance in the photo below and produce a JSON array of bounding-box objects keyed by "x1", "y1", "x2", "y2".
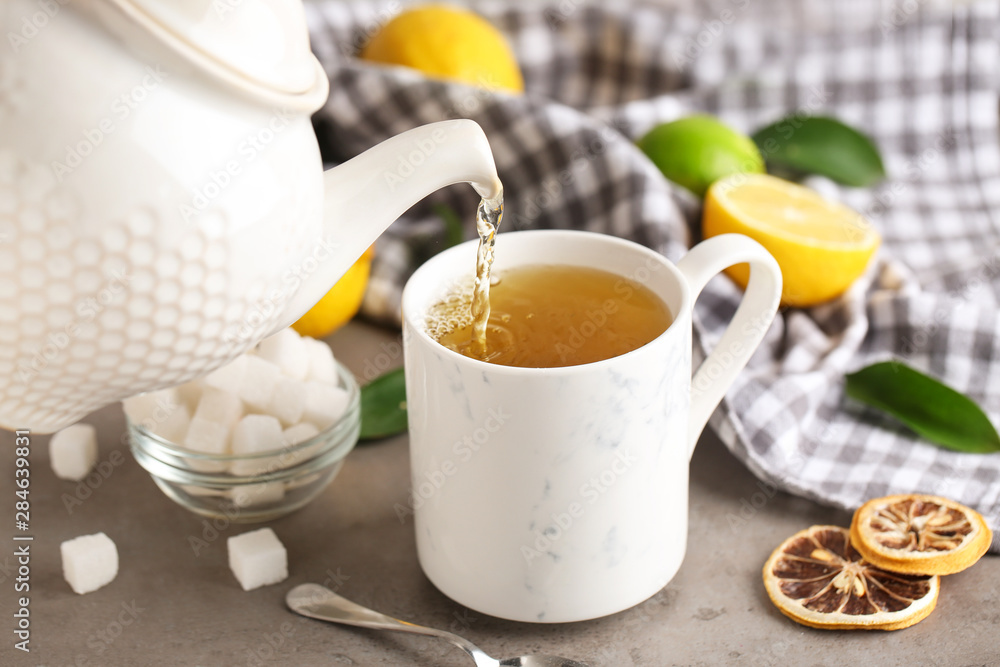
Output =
[{"x1": 429, "y1": 264, "x2": 672, "y2": 368}]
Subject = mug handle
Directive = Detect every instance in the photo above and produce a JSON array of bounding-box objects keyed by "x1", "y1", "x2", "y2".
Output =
[{"x1": 676, "y1": 234, "x2": 783, "y2": 459}]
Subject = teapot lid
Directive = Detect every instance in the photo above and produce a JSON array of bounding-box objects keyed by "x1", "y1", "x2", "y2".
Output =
[{"x1": 99, "y1": 0, "x2": 328, "y2": 110}]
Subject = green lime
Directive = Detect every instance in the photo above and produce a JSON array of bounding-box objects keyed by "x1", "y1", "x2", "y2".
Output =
[{"x1": 637, "y1": 115, "x2": 765, "y2": 198}]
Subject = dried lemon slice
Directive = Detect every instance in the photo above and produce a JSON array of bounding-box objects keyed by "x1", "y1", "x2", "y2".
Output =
[
  {"x1": 763, "y1": 525, "x2": 939, "y2": 630},
  {"x1": 850, "y1": 494, "x2": 992, "y2": 576}
]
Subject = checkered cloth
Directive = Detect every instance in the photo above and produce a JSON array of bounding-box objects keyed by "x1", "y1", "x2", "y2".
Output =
[{"x1": 305, "y1": 0, "x2": 1000, "y2": 551}]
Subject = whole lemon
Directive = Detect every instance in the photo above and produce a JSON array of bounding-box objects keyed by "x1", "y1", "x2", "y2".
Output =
[
  {"x1": 292, "y1": 246, "x2": 375, "y2": 338},
  {"x1": 637, "y1": 115, "x2": 764, "y2": 198},
  {"x1": 360, "y1": 5, "x2": 524, "y2": 93}
]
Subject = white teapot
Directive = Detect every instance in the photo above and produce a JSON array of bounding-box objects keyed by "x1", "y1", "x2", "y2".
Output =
[{"x1": 0, "y1": 0, "x2": 501, "y2": 433}]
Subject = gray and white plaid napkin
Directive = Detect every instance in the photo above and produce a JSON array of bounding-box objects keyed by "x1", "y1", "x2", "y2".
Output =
[{"x1": 305, "y1": 0, "x2": 1000, "y2": 550}]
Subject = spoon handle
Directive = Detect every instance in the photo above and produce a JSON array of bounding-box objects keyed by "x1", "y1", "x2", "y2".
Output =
[{"x1": 286, "y1": 583, "x2": 498, "y2": 667}]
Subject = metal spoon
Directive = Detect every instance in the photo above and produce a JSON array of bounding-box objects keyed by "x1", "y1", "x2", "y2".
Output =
[{"x1": 286, "y1": 583, "x2": 590, "y2": 667}]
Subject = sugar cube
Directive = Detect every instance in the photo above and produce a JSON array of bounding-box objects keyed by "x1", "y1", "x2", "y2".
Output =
[
  {"x1": 124, "y1": 389, "x2": 190, "y2": 442},
  {"x1": 279, "y1": 422, "x2": 321, "y2": 468},
  {"x1": 150, "y1": 402, "x2": 191, "y2": 443},
  {"x1": 302, "y1": 337, "x2": 338, "y2": 385},
  {"x1": 302, "y1": 381, "x2": 350, "y2": 430},
  {"x1": 257, "y1": 328, "x2": 308, "y2": 380},
  {"x1": 229, "y1": 482, "x2": 285, "y2": 508},
  {"x1": 281, "y1": 422, "x2": 320, "y2": 447},
  {"x1": 180, "y1": 484, "x2": 226, "y2": 498},
  {"x1": 184, "y1": 417, "x2": 230, "y2": 456},
  {"x1": 180, "y1": 419, "x2": 225, "y2": 474},
  {"x1": 266, "y1": 377, "x2": 307, "y2": 426},
  {"x1": 49, "y1": 423, "x2": 98, "y2": 481},
  {"x1": 230, "y1": 414, "x2": 284, "y2": 476},
  {"x1": 122, "y1": 388, "x2": 180, "y2": 425},
  {"x1": 202, "y1": 355, "x2": 248, "y2": 395},
  {"x1": 174, "y1": 380, "x2": 202, "y2": 412},
  {"x1": 227, "y1": 527, "x2": 287, "y2": 591},
  {"x1": 238, "y1": 356, "x2": 280, "y2": 412},
  {"x1": 61, "y1": 532, "x2": 118, "y2": 594},
  {"x1": 194, "y1": 387, "x2": 243, "y2": 428}
]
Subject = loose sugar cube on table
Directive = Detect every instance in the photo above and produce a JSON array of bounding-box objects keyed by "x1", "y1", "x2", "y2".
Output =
[
  {"x1": 194, "y1": 387, "x2": 243, "y2": 429},
  {"x1": 49, "y1": 423, "x2": 98, "y2": 481},
  {"x1": 267, "y1": 377, "x2": 307, "y2": 427},
  {"x1": 202, "y1": 356, "x2": 248, "y2": 395},
  {"x1": 230, "y1": 414, "x2": 284, "y2": 476},
  {"x1": 302, "y1": 381, "x2": 350, "y2": 430},
  {"x1": 238, "y1": 356, "x2": 281, "y2": 412},
  {"x1": 228, "y1": 527, "x2": 287, "y2": 591},
  {"x1": 257, "y1": 328, "x2": 308, "y2": 380},
  {"x1": 61, "y1": 532, "x2": 118, "y2": 595},
  {"x1": 302, "y1": 337, "x2": 338, "y2": 385}
]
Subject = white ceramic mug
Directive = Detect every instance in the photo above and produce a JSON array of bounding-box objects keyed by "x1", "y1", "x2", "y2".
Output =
[{"x1": 401, "y1": 230, "x2": 782, "y2": 623}]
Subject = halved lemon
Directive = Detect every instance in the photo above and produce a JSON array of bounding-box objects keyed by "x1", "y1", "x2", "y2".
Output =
[
  {"x1": 763, "y1": 525, "x2": 939, "y2": 630},
  {"x1": 850, "y1": 494, "x2": 992, "y2": 576},
  {"x1": 703, "y1": 173, "x2": 880, "y2": 307}
]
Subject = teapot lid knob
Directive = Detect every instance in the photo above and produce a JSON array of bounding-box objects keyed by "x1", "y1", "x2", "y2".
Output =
[{"x1": 95, "y1": 0, "x2": 329, "y2": 111}]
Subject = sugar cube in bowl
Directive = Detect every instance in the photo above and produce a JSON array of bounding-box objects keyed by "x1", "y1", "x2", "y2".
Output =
[{"x1": 126, "y1": 330, "x2": 360, "y2": 523}]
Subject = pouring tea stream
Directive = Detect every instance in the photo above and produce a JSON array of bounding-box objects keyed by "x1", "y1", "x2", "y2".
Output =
[{"x1": 0, "y1": 0, "x2": 501, "y2": 433}]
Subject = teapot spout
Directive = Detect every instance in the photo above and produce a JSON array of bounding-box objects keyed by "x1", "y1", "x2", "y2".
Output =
[{"x1": 275, "y1": 120, "x2": 501, "y2": 331}]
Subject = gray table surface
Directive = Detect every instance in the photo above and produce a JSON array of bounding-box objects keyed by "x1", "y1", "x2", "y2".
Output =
[{"x1": 1, "y1": 321, "x2": 997, "y2": 667}]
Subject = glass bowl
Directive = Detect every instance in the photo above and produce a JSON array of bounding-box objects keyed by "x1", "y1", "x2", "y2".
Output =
[{"x1": 128, "y1": 360, "x2": 360, "y2": 523}]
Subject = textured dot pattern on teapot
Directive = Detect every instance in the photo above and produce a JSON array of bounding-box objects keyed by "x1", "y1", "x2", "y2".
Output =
[{"x1": 0, "y1": 151, "x2": 290, "y2": 432}]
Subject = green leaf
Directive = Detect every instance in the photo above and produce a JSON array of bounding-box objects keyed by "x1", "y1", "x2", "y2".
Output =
[
  {"x1": 845, "y1": 361, "x2": 1000, "y2": 454},
  {"x1": 752, "y1": 116, "x2": 886, "y2": 187},
  {"x1": 433, "y1": 203, "x2": 465, "y2": 250},
  {"x1": 359, "y1": 367, "x2": 408, "y2": 441}
]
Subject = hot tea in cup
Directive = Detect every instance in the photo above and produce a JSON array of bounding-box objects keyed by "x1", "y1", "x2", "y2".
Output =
[
  {"x1": 427, "y1": 264, "x2": 674, "y2": 368},
  {"x1": 402, "y1": 230, "x2": 781, "y2": 623}
]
